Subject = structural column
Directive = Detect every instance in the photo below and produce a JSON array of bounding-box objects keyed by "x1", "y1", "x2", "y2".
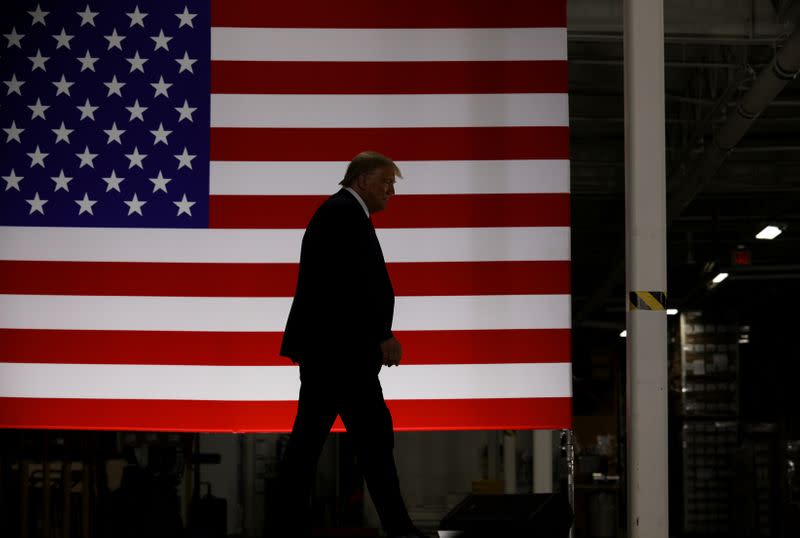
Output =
[
  {"x1": 532, "y1": 430, "x2": 553, "y2": 494},
  {"x1": 503, "y1": 431, "x2": 516, "y2": 493},
  {"x1": 242, "y1": 435, "x2": 255, "y2": 536},
  {"x1": 624, "y1": 0, "x2": 669, "y2": 537}
]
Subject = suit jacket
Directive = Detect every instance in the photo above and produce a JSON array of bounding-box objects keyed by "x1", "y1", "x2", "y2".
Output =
[{"x1": 280, "y1": 189, "x2": 395, "y2": 367}]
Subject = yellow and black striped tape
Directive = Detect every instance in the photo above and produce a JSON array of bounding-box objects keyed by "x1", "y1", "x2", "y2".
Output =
[{"x1": 629, "y1": 291, "x2": 667, "y2": 311}]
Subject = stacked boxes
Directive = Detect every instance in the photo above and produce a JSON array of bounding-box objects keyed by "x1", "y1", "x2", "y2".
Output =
[
  {"x1": 678, "y1": 312, "x2": 742, "y2": 535},
  {"x1": 681, "y1": 420, "x2": 737, "y2": 534}
]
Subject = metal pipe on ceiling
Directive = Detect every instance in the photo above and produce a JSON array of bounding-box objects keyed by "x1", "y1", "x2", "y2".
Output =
[
  {"x1": 729, "y1": 273, "x2": 800, "y2": 280},
  {"x1": 570, "y1": 58, "x2": 756, "y2": 69},
  {"x1": 730, "y1": 264, "x2": 800, "y2": 272},
  {"x1": 569, "y1": 31, "x2": 782, "y2": 46},
  {"x1": 722, "y1": 144, "x2": 800, "y2": 151}
]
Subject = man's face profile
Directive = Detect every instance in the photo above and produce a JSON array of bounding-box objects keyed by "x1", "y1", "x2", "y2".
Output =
[{"x1": 357, "y1": 166, "x2": 396, "y2": 214}]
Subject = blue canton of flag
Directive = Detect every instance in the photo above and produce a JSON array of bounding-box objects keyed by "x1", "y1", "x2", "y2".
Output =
[{"x1": 0, "y1": 1, "x2": 210, "y2": 228}]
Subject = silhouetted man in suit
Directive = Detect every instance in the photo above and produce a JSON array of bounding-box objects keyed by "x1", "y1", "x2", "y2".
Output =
[{"x1": 274, "y1": 152, "x2": 425, "y2": 538}]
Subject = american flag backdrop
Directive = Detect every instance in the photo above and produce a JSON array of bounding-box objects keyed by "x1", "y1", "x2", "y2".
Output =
[{"x1": 0, "y1": 1, "x2": 571, "y2": 432}]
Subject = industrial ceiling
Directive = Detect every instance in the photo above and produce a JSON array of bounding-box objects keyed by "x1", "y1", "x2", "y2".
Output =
[{"x1": 568, "y1": 0, "x2": 800, "y2": 329}]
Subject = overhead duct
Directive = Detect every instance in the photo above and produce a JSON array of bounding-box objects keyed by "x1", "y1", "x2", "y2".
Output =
[{"x1": 668, "y1": 27, "x2": 800, "y2": 219}]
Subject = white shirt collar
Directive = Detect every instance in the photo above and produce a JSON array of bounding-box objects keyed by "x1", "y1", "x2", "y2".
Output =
[{"x1": 345, "y1": 187, "x2": 370, "y2": 218}]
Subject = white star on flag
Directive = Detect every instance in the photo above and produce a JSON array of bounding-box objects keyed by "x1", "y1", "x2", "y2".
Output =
[
  {"x1": 77, "y1": 51, "x2": 100, "y2": 72},
  {"x1": 150, "y1": 123, "x2": 172, "y2": 145},
  {"x1": 3, "y1": 121, "x2": 24, "y2": 143},
  {"x1": 53, "y1": 29, "x2": 74, "y2": 50},
  {"x1": 104, "y1": 122, "x2": 126, "y2": 144},
  {"x1": 151, "y1": 30, "x2": 172, "y2": 51},
  {"x1": 51, "y1": 169, "x2": 73, "y2": 192},
  {"x1": 75, "y1": 193, "x2": 98, "y2": 215},
  {"x1": 175, "y1": 99, "x2": 196, "y2": 122},
  {"x1": 174, "y1": 194, "x2": 195, "y2": 216},
  {"x1": 126, "y1": 99, "x2": 147, "y2": 121},
  {"x1": 28, "y1": 98, "x2": 49, "y2": 120},
  {"x1": 77, "y1": 5, "x2": 99, "y2": 27},
  {"x1": 175, "y1": 7, "x2": 197, "y2": 28},
  {"x1": 151, "y1": 76, "x2": 172, "y2": 98},
  {"x1": 52, "y1": 122, "x2": 74, "y2": 144},
  {"x1": 127, "y1": 6, "x2": 148, "y2": 28},
  {"x1": 27, "y1": 146, "x2": 48, "y2": 168},
  {"x1": 104, "y1": 29, "x2": 126, "y2": 50},
  {"x1": 104, "y1": 75, "x2": 125, "y2": 97},
  {"x1": 149, "y1": 170, "x2": 172, "y2": 192},
  {"x1": 26, "y1": 192, "x2": 47, "y2": 215},
  {"x1": 3, "y1": 169, "x2": 23, "y2": 191},
  {"x1": 4, "y1": 28, "x2": 25, "y2": 49},
  {"x1": 126, "y1": 51, "x2": 148, "y2": 73},
  {"x1": 125, "y1": 146, "x2": 147, "y2": 169},
  {"x1": 102, "y1": 170, "x2": 124, "y2": 192},
  {"x1": 28, "y1": 50, "x2": 49, "y2": 72},
  {"x1": 28, "y1": 4, "x2": 49, "y2": 26},
  {"x1": 4, "y1": 74, "x2": 25, "y2": 96},
  {"x1": 77, "y1": 98, "x2": 99, "y2": 121},
  {"x1": 175, "y1": 147, "x2": 196, "y2": 170},
  {"x1": 53, "y1": 75, "x2": 75, "y2": 97},
  {"x1": 175, "y1": 52, "x2": 197, "y2": 74},
  {"x1": 124, "y1": 193, "x2": 146, "y2": 216},
  {"x1": 76, "y1": 146, "x2": 99, "y2": 168}
]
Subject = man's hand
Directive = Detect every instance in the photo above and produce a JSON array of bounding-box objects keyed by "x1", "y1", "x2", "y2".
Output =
[{"x1": 380, "y1": 336, "x2": 402, "y2": 367}]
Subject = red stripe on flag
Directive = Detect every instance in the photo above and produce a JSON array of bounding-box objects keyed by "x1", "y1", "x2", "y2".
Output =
[
  {"x1": 0, "y1": 328, "x2": 571, "y2": 365},
  {"x1": 391, "y1": 261, "x2": 571, "y2": 296},
  {"x1": 401, "y1": 328, "x2": 571, "y2": 365},
  {"x1": 211, "y1": 61, "x2": 569, "y2": 94},
  {"x1": 210, "y1": 127, "x2": 570, "y2": 161},
  {"x1": 0, "y1": 261, "x2": 296, "y2": 297},
  {"x1": 209, "y1": 193, "x2": 570, "y2": 229},
  {"x1": 0, "y1": 397, "x2": 572, "y2": 431},
  {"x1": 0, "y1": 261, "x2": 569, "y2": 297},
  {"x1": 210, "y1": 0, "x2": 566, "y2": 29}
]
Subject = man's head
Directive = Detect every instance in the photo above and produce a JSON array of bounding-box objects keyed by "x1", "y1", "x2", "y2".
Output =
[{"x1": 340, "y1": 151, "x2": 402, "y2": 214}]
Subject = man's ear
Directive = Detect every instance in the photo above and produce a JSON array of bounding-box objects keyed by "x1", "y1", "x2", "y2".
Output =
[{"x1": 355, "y1": 173, "x2": 366, "y2": 190}]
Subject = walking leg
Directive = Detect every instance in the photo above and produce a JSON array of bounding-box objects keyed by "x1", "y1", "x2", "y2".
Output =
[
  {"x1": 271, "y1": 370, "x2": 337, "y2": 536},
  {"x1": 339, "y1": 375, "x2": 413, "y2": 535}
]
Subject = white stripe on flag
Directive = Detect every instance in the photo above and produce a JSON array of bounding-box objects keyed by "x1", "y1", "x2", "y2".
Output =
[
  {"x1": 392, "y1": 295, "x2": 571, "y2": 331},
  {"x1": 0, "y1": 294, "x2": 571, "y2": 331},
  {"x1": 211, "y1": 27, "x2": 568, "y2": 62},
  {"x1": 209, "y1": 160, "x2": 571, "y2": 195},
  {"x1": 0, "y1": 363, "x2": 572, "y2": 400},
  {"x1": 210, "y1": 94, "x2": 568, "y2": 128},
  {"x1": 0, "y1": 227, "x2": 571, "y2": 263}
]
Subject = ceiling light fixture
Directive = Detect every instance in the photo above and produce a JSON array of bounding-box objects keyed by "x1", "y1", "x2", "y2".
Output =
[
  {"x1": 756, "y1": 225, "x2": 782, "y2": 240},
  {"x1": 619, "y1": 330, "x2": 627, "y2": 338},
  {"x1": 712, "y1": 272, "x2": 729, "y2": 284},
  {"x1": 667, "y1": 308, "x2": 678, "y2": 316}
]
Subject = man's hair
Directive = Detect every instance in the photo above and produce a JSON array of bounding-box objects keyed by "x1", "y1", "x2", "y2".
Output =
[{"x1": 339, "y1": 151, "x2": 402, "y2": 187}]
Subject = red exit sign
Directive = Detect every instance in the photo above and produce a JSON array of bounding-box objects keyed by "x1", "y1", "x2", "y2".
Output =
[{"x1": 731, "y1": 249, "x2": 751, "y2": 266}]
